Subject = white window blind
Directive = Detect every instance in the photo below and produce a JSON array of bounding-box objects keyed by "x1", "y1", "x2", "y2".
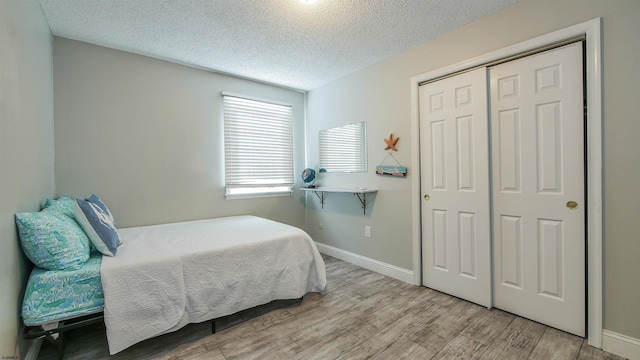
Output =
[
  {"x1": 319, "y1": 121, "x2": 367, "y2": 172},
  {"x1": 223, "y1": 94, "x2": 294, "y2": 198}
]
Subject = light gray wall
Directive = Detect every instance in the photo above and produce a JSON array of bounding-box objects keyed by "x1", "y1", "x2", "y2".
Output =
[
  {"x1": 0, "y1": 0, "x2": 55, "y2": 356},
  {"x1": 305, "y1": 74, "x2": 414, "y2": 269},
  {"x1": 53, "y1": 38, "x2": 307, "y2": 229},
  {"x1": 305, "y1": 0, "x2": 640, "y2": 340}
]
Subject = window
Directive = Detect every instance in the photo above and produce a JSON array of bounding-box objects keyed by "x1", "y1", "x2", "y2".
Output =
[
  {"x1": 319, "y1": 121, "x2": 368, "y2": 172},
  {"x1": 222, "y1": 93, "x2": 294, "y2": 198}
]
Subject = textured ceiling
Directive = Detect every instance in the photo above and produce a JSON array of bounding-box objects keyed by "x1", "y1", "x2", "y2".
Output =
[{"x1": 38, "y1": 0, "x2": 520, "y2": 90}]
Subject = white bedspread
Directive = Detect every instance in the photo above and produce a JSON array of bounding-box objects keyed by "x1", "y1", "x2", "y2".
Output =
[{"x1": 100, "y1": 215, "x2": 326, "y2": 354}]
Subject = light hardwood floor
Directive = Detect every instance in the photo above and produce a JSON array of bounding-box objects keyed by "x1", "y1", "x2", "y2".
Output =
[{"x1": 38, "y1": 255, "x2": 625, "y2": 360}]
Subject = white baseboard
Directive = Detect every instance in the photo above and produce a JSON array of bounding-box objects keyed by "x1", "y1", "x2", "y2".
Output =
[
  {"x1": 603, "y1": 330, "x2": 640, "y2": 360},
  {"x1": 315, "y1": 242, "x2": 415, "y2": 284}
]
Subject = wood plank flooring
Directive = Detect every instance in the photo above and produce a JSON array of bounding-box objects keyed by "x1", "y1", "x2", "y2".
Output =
[{"x1": 38, "y1": 255, "x2": 625, "y2": 360}]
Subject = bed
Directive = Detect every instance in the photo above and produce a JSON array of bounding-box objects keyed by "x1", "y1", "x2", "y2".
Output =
[
  {"x1": 101, "y1": 215, "x2": 326, "y2": 354},
  {"x1": 20, "y1": 205, "x2": 326, "y2": 356}
]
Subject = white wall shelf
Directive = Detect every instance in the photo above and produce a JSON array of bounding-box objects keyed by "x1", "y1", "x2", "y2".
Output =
[{"x1": 300, "y1": 187, "x2": 378, "y2": 215}]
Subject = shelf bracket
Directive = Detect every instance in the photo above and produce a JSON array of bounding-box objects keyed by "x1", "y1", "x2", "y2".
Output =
[
  {"x1": 312, "y1": 190, "x2": 325, "y2": 209},
  {"x1": 302, "y1": 187, "x2": 376, "y2": 215},
  {"x1": 353, "y1": 192, "x2": 367, "y2": 215}
]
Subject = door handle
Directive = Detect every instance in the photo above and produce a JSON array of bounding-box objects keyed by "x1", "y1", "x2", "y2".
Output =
[
  {"x1": 566, "y1": 201, "x2": 578, "y2": 210},
  {"x1": 423, "y1": 194, "x2": 430, "y2": 201}
]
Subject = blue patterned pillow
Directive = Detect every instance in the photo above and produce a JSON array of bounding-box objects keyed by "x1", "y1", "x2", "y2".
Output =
[
  {"x1": 74, "y1": 198, "x2": 121, "y2": 256},
  {"x1": 86, "y1": 194, "x2": 116, "y2": 227},
  {"x1": 42, "y1": 196, "x2": 76, "y2": 218},
  {"x1": 15, "y1": 211, "x2": 91, "y2": 270}
]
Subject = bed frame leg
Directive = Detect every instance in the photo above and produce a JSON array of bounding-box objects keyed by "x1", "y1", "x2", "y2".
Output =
[
  {"x1": 211, "y1": 318, "x2": 216, "y2": 334},
  {"x1": 45, "y1": 331, "x2": 66, "y2": 360},
  {"x1": 57, "y1": 333, "x2": 66, "y2": 360}
]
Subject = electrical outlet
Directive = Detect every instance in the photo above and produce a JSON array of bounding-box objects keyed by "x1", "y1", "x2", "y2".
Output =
[
  {"x1": 364, "y1": 226, "x2": 371, "y2": 238},
  {"x1": 319, "y1": 222, "x2": 323, "y2": 229}
]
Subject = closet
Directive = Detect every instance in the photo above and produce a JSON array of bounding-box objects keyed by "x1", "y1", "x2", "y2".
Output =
[{"x1": 419, "y1": 42, "x2": 585, "y2": 336}]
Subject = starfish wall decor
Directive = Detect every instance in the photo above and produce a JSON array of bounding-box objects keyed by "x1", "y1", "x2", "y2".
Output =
[{"x1": 384, "y1": 133, "x2": 399, "y2": 151}]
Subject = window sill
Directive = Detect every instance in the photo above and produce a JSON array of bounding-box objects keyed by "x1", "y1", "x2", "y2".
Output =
[{"x1": 225, "y1": 189, "x2": 293, "y2": 200}]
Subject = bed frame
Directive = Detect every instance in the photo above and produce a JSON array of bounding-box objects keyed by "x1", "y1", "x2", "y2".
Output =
[
  {"x1": 23, "y1": 313, "x2": 104, "y2": 360},
  {"x1": 23, "y1": 297, "x2": 304, "y2": 359}
]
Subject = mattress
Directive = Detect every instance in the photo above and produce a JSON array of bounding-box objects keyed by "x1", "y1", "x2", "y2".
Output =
[{"x1": 22, "y1": 252, "x2": 104, "y2": 326}]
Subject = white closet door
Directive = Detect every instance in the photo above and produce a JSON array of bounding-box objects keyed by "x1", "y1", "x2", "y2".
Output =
[
  {"x1": 490, "y1": 42, "x2": 585, "y2": 336},
  {"x1": 419, "y1": 68, "x2": 492, "y2": 308}
]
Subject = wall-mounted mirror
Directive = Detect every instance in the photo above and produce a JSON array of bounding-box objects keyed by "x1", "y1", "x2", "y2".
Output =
[{"x1": 319, "y1": 121, "x2": 367, "y2": 173}]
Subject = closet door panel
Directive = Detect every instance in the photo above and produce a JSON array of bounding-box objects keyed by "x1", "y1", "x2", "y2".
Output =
[
  {"x1": 456, "y1": 115, "x2": 475, "y2": 190},
  {"x1": 490, "y1": 42, "x2": 585, "y2": 336},
  {"x1": 458, "y1": 211, "x2": 477, "y2": 278},
  {"x1": 419, "y1": 68, "x2": 491, "y2": 308},
  {"x1": 499, "y1": 215, "x2": 523, "y2": 288},
  {"x1": 536, "y1": 102, "x2": 563, "y2": 193},
  {"x1": 430, "y1": 120, "x2": 447, "y2": 190},
  {"x1": 497, "y1": 109, "x2": 522, "y2": 192}
]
